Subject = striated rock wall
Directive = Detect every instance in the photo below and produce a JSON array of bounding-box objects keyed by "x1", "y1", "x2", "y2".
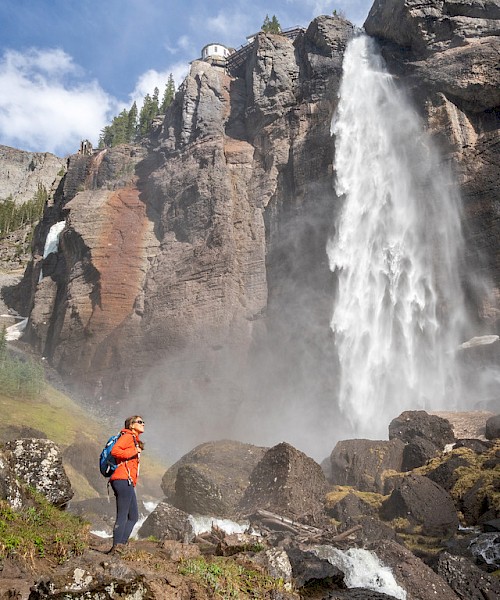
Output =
[{"x1": 12, "y1": 5, "x2": 500, "y2": 458}]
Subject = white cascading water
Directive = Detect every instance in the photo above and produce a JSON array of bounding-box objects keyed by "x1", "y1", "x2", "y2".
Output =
[
  {"x1": 39, "y1": 220, "x2": 66, "y2": 282},
  {"x1": 327, "y1": 35, "x2": 466, "y2": 437}
]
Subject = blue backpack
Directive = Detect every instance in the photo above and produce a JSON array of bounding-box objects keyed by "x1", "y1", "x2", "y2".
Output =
[{"x1": 99, "y1": 432, "x2": 122, "y2": 477}]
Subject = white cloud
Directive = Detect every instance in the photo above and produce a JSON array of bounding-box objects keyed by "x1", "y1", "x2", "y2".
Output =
[
  {"x1": 164, "y1": 35, "x2": 195, "y2": 56},
  {"x1": 129, "y1": 63, "x2": 189, "y2": 109},
  {"x1": 0, "y1": 48, "x2": 120, "y2": 156},
  {"x1": 4, "y1": 47, "x2": 79, "y2": 78},
  {"x1": 190, "y1": 8, "x2": 254, "y2": 48},
  {"x1": 206, "y1": 13, "x2": 234, "y2": 37},
  {"x1": 285, "y1": 0, "x2": 370, "y2": 24}
]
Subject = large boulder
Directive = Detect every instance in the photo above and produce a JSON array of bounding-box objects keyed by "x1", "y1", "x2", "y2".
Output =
[
  {"x1": 4, "y1": 438, "x2": 73, "y2": 507},
  {"x1": 485, "y1": 414, "x2": 500, "y2": 439},
  {"x1": 389, "y1": 410, "x2": 455, "y2": 449},
  {"x1": 162, "y1": 440, "x2": 267, "y2": 517},
  {"x1": 326, "y1": 490, "x2": 397, "y2": 544},
  {"x1": 435, "y1": 552, "x2": 500, "y2": 600},
  {"x1": 369, "y1": 539, "x2": 460, "y2": 600},
  {"x1": 469, "y1": 532, "x2": 500, "y2": 571},
  {"x1": 401, "y1": 435, "x2": 440, "y2": 471},
  {"x1": 380, "y1": 474, "x2": 459, "y2": 536},
  {"x1": 425, "y1": 453, "x2": 471, "y2": 492},
  {"x1": 0, "y1": 448, "x2": 24, "y2": 509},
  {"x1": 461, "y1": 476, "x2": 500, "y2": 525},
  {"x1": 62, "y1": 436, "x2": 106, "y2": 495},
  {"x1": 329, "y1": 439, "x2": 405, "y2": 493},
  {"x1": 138, "y1": 501, "x2": 194, "y2": 542},
  {"x1": 285, "y1": 544, "x2": 345, "y2": 590},
  {"x1": 325, "y1": 491, "x2": 377, "y2": 524},
  {"x1": 239, "y1": 442, "x2": 328, "y2": 521}
]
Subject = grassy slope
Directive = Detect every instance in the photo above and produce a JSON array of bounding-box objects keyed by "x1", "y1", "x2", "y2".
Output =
[
  {"x1": 1, "y1": 383, "x2": 166, "y2": 499},
  {"x1": 0, "y1": 385, "x2": 98, "y2": 446}
]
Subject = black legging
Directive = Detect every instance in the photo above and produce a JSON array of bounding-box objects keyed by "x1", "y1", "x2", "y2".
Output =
[{"x1": 110, "y1": 479, "x2": 139, "y2": 545}]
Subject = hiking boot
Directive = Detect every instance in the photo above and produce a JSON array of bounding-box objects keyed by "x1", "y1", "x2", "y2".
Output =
[{"x1": 107, "y1": 543, "x2": 127, "y2": 555}]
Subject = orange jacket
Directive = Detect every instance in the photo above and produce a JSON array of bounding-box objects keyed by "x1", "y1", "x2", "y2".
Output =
[{"x1": 110, "y1": 429, "x2": 141, "y2": 486}]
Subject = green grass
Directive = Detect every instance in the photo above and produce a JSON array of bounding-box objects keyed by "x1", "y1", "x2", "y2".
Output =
[
  {"x1": 0, "y1": 384, "x2": 102, "y2": 447},
  {"x1": 179, "y1": 556, "x2": 284, "y2": 598},
  {"x1": 0, "y1": 489, "x2": 89, "y2": 564}
]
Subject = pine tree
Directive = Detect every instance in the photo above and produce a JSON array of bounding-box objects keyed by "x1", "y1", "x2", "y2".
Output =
[
  {"x1": 262, "y1": 14, "x2": 281, "y2": 34},
  {"x1": 160, "y1": 74, "x2": 175, "y2": 113},
  {"x1": 127, "y1": 101, "x2": 138, "y2": 141},
  {"x1": 139, "y1": 92, "x2": 160, "y2": 135},
  {"x1": 152, "y1": 87, "x2": 159, "y2": 110}
]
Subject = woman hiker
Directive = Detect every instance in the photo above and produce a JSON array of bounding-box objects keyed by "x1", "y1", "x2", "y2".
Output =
[{"x1": 108, "y1": 415, "x2": 145, "y2": 553}]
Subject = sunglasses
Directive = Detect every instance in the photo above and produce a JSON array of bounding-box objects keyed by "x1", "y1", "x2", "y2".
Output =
[{"x1": 133, "y1": 420, "x2": 145, "y2": 425}]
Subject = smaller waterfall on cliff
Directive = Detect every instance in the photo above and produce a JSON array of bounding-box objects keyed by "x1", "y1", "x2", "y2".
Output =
[
  {"x1": 313, "y1": 546, "x2": 406, "y2": 599},
  {"x1": 39, "y1": 220, "x2": 66, "y2": 282},
  {"x1": 327, "y1": 35, "x2": 466, "y2": 436}
]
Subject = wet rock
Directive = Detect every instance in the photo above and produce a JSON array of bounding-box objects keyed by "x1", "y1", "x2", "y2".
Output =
[
  {"x1": 425, "y1": 453, "x2": 471, "y2": 492},
  {"x1": 239, "y1": 442, "x2": 328, "y2": 522},
  {"x1": 435, "y1": 552, "x2": 500, "y2": 600},
  {"x1": 249, "y1": 548, "x2": 294, "y2": 590},
  {"x1": 483, "y1": 518, "x2": 500, "y2": 532},
  {"x1": 286, "y1": 544, "x2": 345, "y2": 589},
  {"x1": 469, "y1": 532, "x2": 500, "y2": 571},
  {"x1": 369, "y1": 539, "x2": 460, "y2": 600},
  {"x1": 4, "y1": 438, "x2": 73, "y2": 507},
  {"x1": 389, "y1": 410, "x2": 455, "y2": 449},
  {"x1": 453, "y1": 438, "x2": 493, "y2": 453},
  {"x1": 485, "y1": 414, "x2": 500, "y2": 439},
  {"x1": 138, "y1": 500, "x2": 193, "y2": 542},
  {"x1": 329, "y1": 439, "x2": 405, "y2": 494},
  {"x1": 325, "y1": 491, "x2": 377, "y2": 524},
  {"x1": 461, "y1": 476, "x2": 500, "y2": 525},
  {"x1": 401, "y1": 435, "x2": 440, "y2": 471},
  {"x1": 162, "y1": 440, "x2": 267, "y2": 518},
  {"x1": 380, "y1": 474, "x2": 459, "y2": 536},
  {"x1": 344, "y1": 516, "x2": 399, "y2": 546}
]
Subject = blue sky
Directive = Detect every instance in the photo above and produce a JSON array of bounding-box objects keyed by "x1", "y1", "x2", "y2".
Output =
[{"x1": 0, "y1": 0, "x2": 373, "y2": 156}]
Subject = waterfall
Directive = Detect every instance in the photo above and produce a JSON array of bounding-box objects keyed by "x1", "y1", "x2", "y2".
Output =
[
  {"x1": 39, "y1": 220, "x2": 66, "y2": 282},
  {"x1": 313, "y1": 546, "x2": 407, "y2": 600},
  {"x1": 327, "y1": 35, "x2": 466, "y2": 437}
]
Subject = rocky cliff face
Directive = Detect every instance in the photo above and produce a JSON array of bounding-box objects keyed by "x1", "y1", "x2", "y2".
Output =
[
  {"x1": 12, "y1": 3, "x2": 500, "y2": 459},
  {"x1": 0, "y1": 144, "x2": 65, "y2": 205}
]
